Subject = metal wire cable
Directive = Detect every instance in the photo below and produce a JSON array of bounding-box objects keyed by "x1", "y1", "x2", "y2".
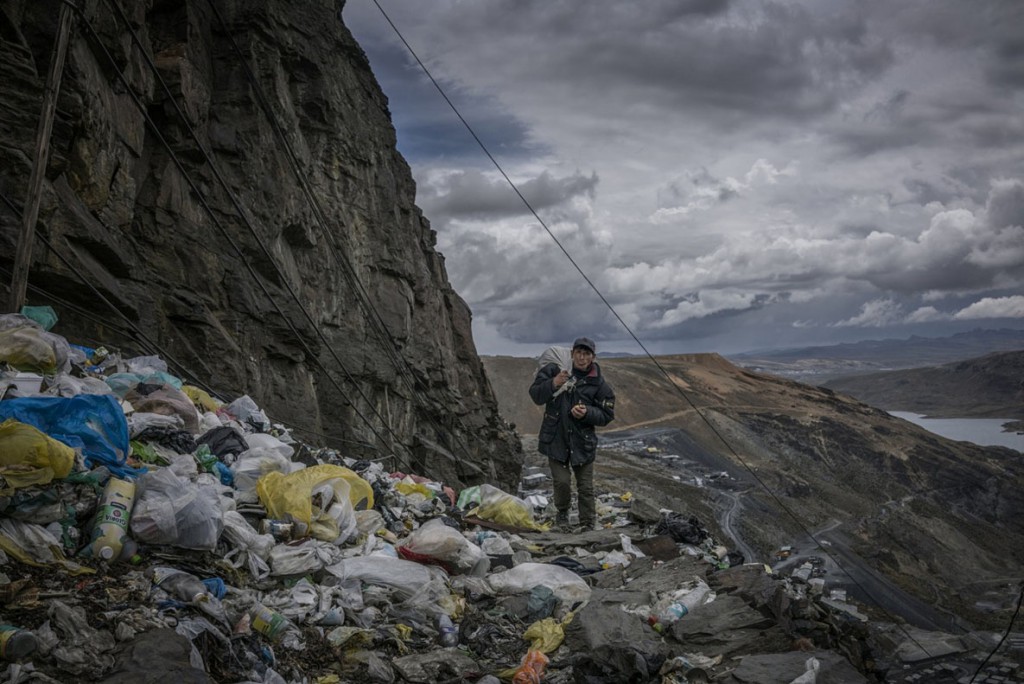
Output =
[
  {"x1": 368, "y1": 0, "x2": 939, "y2": 652},
  {"x1": 74, "y1": 4, "x2": 408, "y2": 467},
  {"x1": 969, "y1": 581, "x2": 1024, "y2": 683},
  {"x1": 203, "y1": 0, "x2": 491, "y2": 473},
  {"x1": 0, "y1": 191, "x2": 376, "y2": 452}
]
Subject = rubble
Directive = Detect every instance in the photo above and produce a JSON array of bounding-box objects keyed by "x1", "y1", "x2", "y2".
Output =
[{"x1": 1, "y1": 311, "x2": 1021, "y2": 683}]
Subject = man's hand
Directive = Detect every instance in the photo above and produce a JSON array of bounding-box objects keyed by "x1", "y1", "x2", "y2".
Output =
[
  {"x1": 571, "y1": 403, "x2": 587, "y2": 419},
  {"x1": 553, "y1": 370, "x2": 570, "y2": 389}
]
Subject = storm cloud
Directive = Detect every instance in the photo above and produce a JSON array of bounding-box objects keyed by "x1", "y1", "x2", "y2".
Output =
[{"x1": 345, "y1": 0, "x2": 1024, "y2": 355}]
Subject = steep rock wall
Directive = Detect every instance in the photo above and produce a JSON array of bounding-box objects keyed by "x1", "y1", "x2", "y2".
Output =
[{"x1": 0, "y1": 0, "x2": 522, "y2": 488}]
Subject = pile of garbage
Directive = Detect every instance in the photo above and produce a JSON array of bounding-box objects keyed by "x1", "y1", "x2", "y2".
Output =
[{"x1": 1, "y1": 309, "x2": 886, "y2": 683}]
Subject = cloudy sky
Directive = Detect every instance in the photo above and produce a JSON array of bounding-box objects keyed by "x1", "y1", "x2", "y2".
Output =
[{"x1": 343, "y1": 0, "x2": 1024, "y2": 356}]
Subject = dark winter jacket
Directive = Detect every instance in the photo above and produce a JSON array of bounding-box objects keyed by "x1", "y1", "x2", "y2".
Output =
[{"x1": 529, "y1": 362, "x2": 615, "y2": 466}]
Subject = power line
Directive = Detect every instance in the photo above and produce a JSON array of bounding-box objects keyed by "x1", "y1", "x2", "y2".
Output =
[
  {"x1": 969, "y1": 581, "x2": 1023, "y2": 683},
  {"x1": 72, "y1": 3, "x2": 409, "y2": 468},
  {"x1": 203, "y1": 0, "x2": 494, "y2": 475},
  {"x1": 368, "y1": 0, "x2": 938, "y2": 654},
  {"x1": 0, "y1": 191, "x2": 377, "y2": 455}
]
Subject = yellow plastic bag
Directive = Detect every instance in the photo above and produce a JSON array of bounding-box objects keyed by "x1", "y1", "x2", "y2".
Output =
[
  {"x1": 0, "y1": 326, "x2": 64, "y2": 373},
  {"x1": 0, "y1": 419, "x2": 75, "y2": 490},
  {"x1": 468, "y1": 484, "x2": 549, "y2": 531},
  {"x1": 523, "y1": 616, "x2": 567, "y2": 653},
  {"x1": 182, "y1": 385, "x2": 222, "y2": 412},
  {"x1": 256, "y1": 465, "x2": 374, "y2": 542},
  {"x1": 395, "y1": 480, "x2": 433, "y2": 498}
]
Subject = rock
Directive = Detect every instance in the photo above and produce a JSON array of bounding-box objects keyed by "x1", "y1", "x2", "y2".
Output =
[
  {"x1": 0, "y1": 0, "x2": 521, "y2": 492},
  {"x1": 726, "y1": 650, "x2": 868, "y2": 683},
  {"x1": 97, "y1": 629, "x2": 211, "y2": 684},
  {"x1": 564, "y1": 597, "x2": 669, "y2": 682},
  {"x1": 668, "y1": 594, "x2": 792, "y2": 659}
]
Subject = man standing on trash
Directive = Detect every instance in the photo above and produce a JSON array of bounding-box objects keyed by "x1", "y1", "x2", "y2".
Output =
[{"x1": 529, "y1": 337, "x2": 615, "y2": 531}]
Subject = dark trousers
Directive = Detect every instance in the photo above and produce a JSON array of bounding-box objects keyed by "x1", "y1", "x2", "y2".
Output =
[{"x1": 549, "y1": 458, "x2": 595, "y2": 523}]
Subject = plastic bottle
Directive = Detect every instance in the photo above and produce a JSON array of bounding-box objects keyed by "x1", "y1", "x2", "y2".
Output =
[
  {"x1": 655, "y1": 581, "x2": 712, "y2": 627},
  {"x1": 512, "y1": 649, "x2": 549, "y2": 684},
  {"x1": 0, "y1": 626, "x2": 38, "y2": 661},
  {"x1": 250, "y1": 604, "x2": 289, "y2": 641},
  {"x1": 86, "y1": 477, "x2": 136, "y2": 560},
  {"x1": 149, "y1": 567, "x2": 226, "y2": 623},
  {"x1": 436, "y1": 614, "x2": 459, "y2": 647}
]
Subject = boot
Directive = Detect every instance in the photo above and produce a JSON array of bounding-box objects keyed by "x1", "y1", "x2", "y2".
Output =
[{"x1": 555, "y1": 511, "x2": 571, "y2": 532}]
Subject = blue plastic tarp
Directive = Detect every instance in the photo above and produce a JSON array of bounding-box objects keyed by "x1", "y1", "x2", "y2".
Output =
[{"x1": 0, "y1": 395, "x2": 134, "y2": 478}]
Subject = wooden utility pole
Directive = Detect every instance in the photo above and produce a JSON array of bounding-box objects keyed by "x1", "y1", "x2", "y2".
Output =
[{"x1": 7, "y1": 2, "x2": 74, "y2": 313}]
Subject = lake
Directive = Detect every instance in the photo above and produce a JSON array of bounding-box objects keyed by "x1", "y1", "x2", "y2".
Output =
[{"x1": 890, "y1": 412, "x2": 1024, "y2": 452}]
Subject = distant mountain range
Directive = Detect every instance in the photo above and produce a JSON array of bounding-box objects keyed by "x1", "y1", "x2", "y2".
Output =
[
  {"x1": 727, "y1": 328, "x2": 1024, "y2": 382},
  {"x1": 824, "y1": 350, "x2": 1024, "y2": 419}
]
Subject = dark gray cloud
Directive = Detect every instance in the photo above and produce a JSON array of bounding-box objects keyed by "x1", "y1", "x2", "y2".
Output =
[
  {"x1": 419, "y1": 170, "x2": 597, "y2": 220},
  {"x1": 345, "y1": 0, "x2": 1024, "y2": 355}
]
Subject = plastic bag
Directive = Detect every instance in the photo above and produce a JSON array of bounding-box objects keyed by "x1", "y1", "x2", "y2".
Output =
[
  {"x1": 0, "y1": 419, "x2": 75, "y2": 489},
  {"x1": 398, "y1": 518, "x2": 488, "y2": 574},
  {"x1": 125, "y1": 383, "x2": 199, "y2": 433},
  {"x1": 487, "y1": 563, "x2": 591, "y2": 606},
  {"x1": 469, "y1": 484, "x2": 548, "y2": 531},
  {"x1": 130, "y1": 467, "x2": 224, "y2": 550},
  {"x1": 182, "y1": 385, "x2": 222, "y2": 412},
  {"x1": 221, "y1": 511, "x2": 273, "y2": 579},
  {"x1": 324, "y1": 556, "x2": 448, "y2": 602},
  {"x1": 0, "y1": 519, "x2": 93, "y2": 575},
  {"x1": 269, "y1": 539, "x2": 343, "y2": 576},
  {"x1": 536, "y1": 345, "x2": 572, "y2": 371},
  {"x1": 231, "y1": 448, "x2": 292, "y2": 503},
  {"x1": 0, "y1": 315, "x2": 71, "y2": 374},
  {"x1": 256, "y1": 465, "x2": 373, "y2": 543},
  {"x1": 244, "y1": 432, "x2": 294, "y2": 459},
  {"x1": 124, "y1": 355, "x2": 169, "y2": 376},
  {"x1": 0, "y1": 394, "x2": 132, "y2": 478},
  {"x1": 225, "y1": 395, "x2": 270, "y2": 430},
  {"x1": 19, "y1": 305, "x2": 58, "y2": 331},
  {"x1": 127, "y1": 412, "x2": 184, "y2": 438},
  {"x1": 43, "y1": 373, "x2": 113, "y2": 398}
]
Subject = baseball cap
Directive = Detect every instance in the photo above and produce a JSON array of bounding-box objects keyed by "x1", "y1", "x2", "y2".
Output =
[{"x1": 572, "y1": 337, "x2": 596, "y2": 354}]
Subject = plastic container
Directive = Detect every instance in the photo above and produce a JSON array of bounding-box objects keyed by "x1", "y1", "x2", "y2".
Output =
[
  {"x1": 653, "y1": 581, "x2": 712, "y2": 628},
  {"x1": 512, "y1": 649, "x2": 549, "y2": 684},
  {"x1": 251, "y1": 604, "x2": 289, "y2": 641},
  {"x1": 86, "y1": 477, "x2": 136, "y2": 560},
  {"x1": 0, "y1": 372, "x2": 43, "y2": 396},
  {"x1": 437, "y1": 614, "x2": 458, "y2": 647},
  {"x1": 0, "y1": 626, "x2": 38, "y2": 661}
]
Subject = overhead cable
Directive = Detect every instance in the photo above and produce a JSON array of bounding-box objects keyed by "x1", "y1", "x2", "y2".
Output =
[{"x1": 368, "y1": 0, "x2": 939, "y2": 653}]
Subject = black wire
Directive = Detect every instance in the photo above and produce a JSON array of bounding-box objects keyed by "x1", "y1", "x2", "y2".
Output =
[
  {"x1": 368, "y1": 0, "x2": 939, "y2": 655},
  {"x1": 204, "y1": 0, "x2": 491, "y2": 475},
  {"x1": 969, "y1": 581, "x2": 1024, "y2": 683},
  {"x1": 75, "y1": 3, "x2": 410, "y2": 468},
  {"x1": 1, "y1": 191, "x2": 375, "y2": 454}
]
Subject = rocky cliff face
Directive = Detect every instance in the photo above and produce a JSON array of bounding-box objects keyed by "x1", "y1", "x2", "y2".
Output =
[{"x1": 0, "y1": 0, "x2": 521, "y2": 488}]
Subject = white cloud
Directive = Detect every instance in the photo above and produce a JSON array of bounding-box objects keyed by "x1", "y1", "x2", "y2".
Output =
[
  {"x1": 906, "y1": 306, "x2": 948, "y2": 323},
  {"x1": 953, "y1": 296, "x2": 1024, "y2": 320},
  {"x1": 834, "y1": 299, "x2": 905, "y2": 327}
]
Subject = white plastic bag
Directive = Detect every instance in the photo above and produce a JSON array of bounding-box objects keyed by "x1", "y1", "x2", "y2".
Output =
[
  {"x1": 44, "y1": 374, "x2": 113, "y2": 398},
  {"x1": 487, "y1": 562, "x2": 591, "y2": 606},
  {"x1": 130, "y1": 467, "x2": 224, "y2": 550},
  {"x1": 231, "y1": 448, "x2": 293, "y2": 503},
  {"x1": 222, "y1": 510, "x2": 274, "y2": 580},
  {"x1": 244, "y1": 433, "x2": 294, "y2": 459},
  {"x1": 269, "y1": 539, "x2": 343, "y2": 576},
  {"x1": 398, "y1": 518, "x2": 487, "y2": 574},
  {"x1": 127, "y1": 412, "x2": 184, "y2": 438},
  {"x1": 324, "y1": 557, "x2": 448, "y2": 601},
  {"x1": 536, "y1": 346, "x2": 571, "y2": 370},
  {"x1": 226, "y1": 395, "x2": 270, "y2": 430}
]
